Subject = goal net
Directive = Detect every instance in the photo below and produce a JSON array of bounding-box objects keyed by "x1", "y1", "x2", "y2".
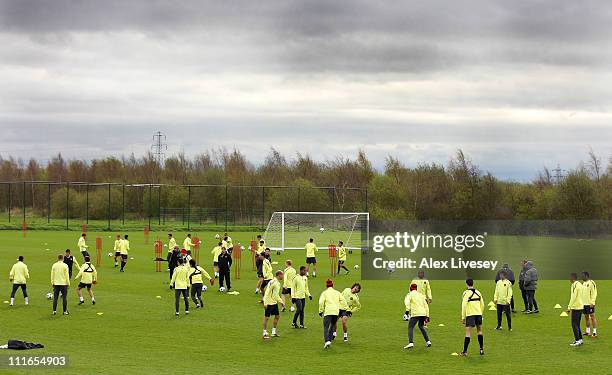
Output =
[{"x1": 263, "y1": 212, "x2": 369, "y2": 252}]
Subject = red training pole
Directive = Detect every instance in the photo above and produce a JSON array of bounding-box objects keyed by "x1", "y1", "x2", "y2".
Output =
[
  {"x1": 233, "y1": 244, "x2": 241, "y2": 280},
  {"x1": 96, "y1": 237, "x2": 102, "y2": 267}
]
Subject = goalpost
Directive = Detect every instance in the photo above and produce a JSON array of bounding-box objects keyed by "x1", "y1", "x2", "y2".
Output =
[{"x1": 263, "y1": 212, "x2": 369, "y2": 252}]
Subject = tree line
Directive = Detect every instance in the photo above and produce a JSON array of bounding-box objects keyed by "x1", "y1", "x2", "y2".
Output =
[{"x1": 0, "y1": 148, "x2": 610, "y2": 221}]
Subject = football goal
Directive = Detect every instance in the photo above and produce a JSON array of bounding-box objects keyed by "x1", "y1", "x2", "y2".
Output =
[{"x1": 263, "y1": 212, "x2": 369, "y2": 252}]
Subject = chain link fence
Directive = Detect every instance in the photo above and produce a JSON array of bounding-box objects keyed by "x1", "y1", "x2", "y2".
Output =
[{"x1": 0, "y1": 182, "x2": 367, "y2": 232}]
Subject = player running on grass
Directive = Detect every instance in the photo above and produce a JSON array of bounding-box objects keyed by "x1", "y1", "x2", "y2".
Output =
[
  {"x1": 291, "y1": 266, "x2": 312, "y2": 328},
  {"x1": 262, "y1": 270, "x2": 285, "y2": 339},
  {"x1": 582, "y1": 271, "x2": 598, "y2": 337},
  {"x1": 119, "y1": 234, "x2": 129, "y2": 272},
  {"x1": 305, "y1": 238, "x2": 318, "y2": 277},
  {"x1": 171, "y1": 258, "x2": 190, "y2": 316},
  {"x1": 211, "y1": 242, "x2": 223, "y2": 278},
  {"x1": 113, "y1": 234, "x2": 122, "y2": 267},
  {"x1": 338, "y1": 283, "x2": 361, "y2": 342},
  {"x1": 337, "y1": 241, "x2": 350, "y2": 275},
  {"x1": 494, "y1": 271, "x2": 513, "y2": 331},
  {"x1": 188, "y1": 259, "x2": 214, "y2": 308},
  {"x1": 75, "y1": 255, "x2": 97, "y2": 305},
  {"x1": 411, "y1": 271, "x2": 432, "y2": 325},
  {"x1": 403, "y1": 283, "x2": 431, "y2": 349},
  {"x1": 319, "y1": 279, "x2": 347, "y2": 349},
  {"x1": 460, "y1": 279, "x2": 485, "y2": 356},
  {"x1": 9, "y1": 256, "x2": 29, "y2": 306},
  {"x1": 78, "y1": 233, "x2": 89, "y2": 259},
  {"x1": 282, "y1": 260, "x2": 296, "y2": 312},
  {"x1": 183, "y1": 234, "x2": 194, "y2": 252}
]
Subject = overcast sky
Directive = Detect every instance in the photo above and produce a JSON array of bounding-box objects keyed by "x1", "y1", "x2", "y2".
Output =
[{"x1": 1, "y1": 0, "x2": 611, "y2": 180}]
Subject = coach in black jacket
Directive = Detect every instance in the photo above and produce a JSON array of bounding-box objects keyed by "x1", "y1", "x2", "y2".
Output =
[
  {"x1": 218, "y1": 248, "x2": 232, "y2": 291},
  {"x1": 168, "y1": 247, "x2": 181, "y2": 284}
]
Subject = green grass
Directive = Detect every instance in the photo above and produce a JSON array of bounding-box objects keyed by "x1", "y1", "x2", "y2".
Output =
[{"x1": 0, "y1": 230, "x2": 610, "y2": 374}]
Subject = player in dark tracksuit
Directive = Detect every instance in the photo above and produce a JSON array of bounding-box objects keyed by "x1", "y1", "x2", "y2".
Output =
[
  {"x1": 63, "y1": 249, "x2": 78, "y2": 279},
  {"x1": 217, "y1": 248, "x2": 232, "y2": 291},
  {"x1": 168, "y1": 247, "x2": 181, "y2": 288}
]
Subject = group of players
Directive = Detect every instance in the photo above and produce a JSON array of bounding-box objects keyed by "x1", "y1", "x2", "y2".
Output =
[
  {"x1": 249, "y1": 236, "x2": 361, "y2": 348},
  {"x1": 7, "y1": 232, "x2": 601, "y2": 353},
  {"x1": 8, "y1": 232, "x2": 117, "y2": 315},
  {"x1": 402, "y1": 268, "x2": 599, "y2": 356}
]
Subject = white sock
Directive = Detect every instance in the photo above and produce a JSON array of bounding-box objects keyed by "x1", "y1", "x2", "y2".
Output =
[
  {"x1": 593, "y1": 328, "x2": 597, "y2": 334},
  {"x1": 306, "y1": 272, "x2": 309, "y2": 276},
  {"x1": 263, "y1": 330, "x2": 268, "y2": 335},
  {"x1": 333, "y1": 331, "x2": 337, "y2": 337},
  {"x1": 79, "y1": 297, "x2": 84, "y2": 302},
  {"x1": 91, "y1": 297, "x2": 95, "y2": 302},
  {"x1": 272, "y1": 328, "x2": 277, "y2": 334},
  {"x1": 24, "y1": 297, "x2": 28, "y2": 305},
  {"x1": 586, "y1": 327, "x2": 590, "y2": 334},
  {"x1": 255, "y1": 288, "x2": 259, "y2": 292},
  {"x1": 313, "y1": 272, "x2": 316, "y2": 276},
  {"x1": 10, "y1": 298, "x2": 14, "y2": 305},
  {"x1": 344, "y1": 332, "x2": 348, "y2": 338}
]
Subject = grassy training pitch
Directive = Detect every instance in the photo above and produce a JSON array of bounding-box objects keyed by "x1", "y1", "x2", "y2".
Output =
[{"x1": 0, "y1": 230, "x2": 610, "y2": 374}]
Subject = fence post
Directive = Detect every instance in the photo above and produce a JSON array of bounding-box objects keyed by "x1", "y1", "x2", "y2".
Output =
[
  {"x1": 7, "y1": 183, "x2": 11, "y2": 223},
  {"x1": 48, "y1": 183, "x2": 51, "y2": 223},
  {"x1": 332, "y1": 187, "x2": 336, "y2": 213},
  {"x1": 261, "y1": 186, "x2": 265, "y2": 231},
  {"x1": 365, "y1": 188, "x2": 368, "y2": 211},
  {"x1": 66, "y1": 182, "x2": 69, "y2": 230},
  {"x1": 86, "y1": 184, "x2": 89, "y2": 224},
  {"x1": 148, "y1": 184, "x2": 152, "y2": 231},
  {"x1": 22, "y1": 181, "x2": 26, "y2": 225},
  {"x1": 122, "y1": 184, "x2": 125, "y2": 225},
  {"x1": 107, "y1": 183, "x2": 111, "y2": 230},
  {"x1": 187, "y1": 185, "x2": 191, "y2": 231},
  {"x1": 224, "y1": 184, "x2": 228, "y2": 232},
  {"x1": 158, "y1": 185, "x2": 161, "y2": 225}
]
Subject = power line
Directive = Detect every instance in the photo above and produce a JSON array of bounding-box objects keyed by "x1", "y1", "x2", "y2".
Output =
[{"x1": 151, "y1": 131, "x2": 168, "y2": 165}]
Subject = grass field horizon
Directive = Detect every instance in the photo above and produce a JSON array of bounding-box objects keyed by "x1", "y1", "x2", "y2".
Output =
[{"x1": 1, "y1": 230, "x2": 610, "y2": 374}]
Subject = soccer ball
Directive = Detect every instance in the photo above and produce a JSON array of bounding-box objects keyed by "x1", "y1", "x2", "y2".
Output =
[
  {"x1": 354, "y1": 265, "x2": 360, "y2": 269},
  {"x1": 46, "y1": 292, "x2": 53, "y2": 300},
  {"x1": 107, "y1": 252, "x2": 113, "y2": 257},
  {"x1": 215, "y1": 234, "x2": 220, "y2": 239},
  {"x1": 319, "y1": 227, "x2": 325, "y2": 232},
  {"x1": 219, "y1": 286, "x2": 226, "y2": 292},
  {"x1": 202, "y1": 285, "x2": 207, "y2": 292}
]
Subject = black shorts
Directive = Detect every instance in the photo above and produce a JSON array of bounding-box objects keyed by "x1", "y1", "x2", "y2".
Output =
[
  {"x1": 465, "y1": 315, "x2": 483, "y2": 327},
  {"x1": 114, "y1": 251, "x2": 121, "y2": 257},
  {"x1": 264, "y1": 304, "x2": 280, "y2": 317},
  {"x1": 282, "y1": 287, "x2": 291, "y2": 295},
  {"x1": 338, "y1": 260, "x2": 345, "y2": 265},
  {"x1": 78, "y1": 282, "x2": 92, "y2": 289},
  {"x1": 306, "y1": 257, "x2": 316, "y2": 264},
  {"x1": 339, "y1": 309, "x2": 349, "y2": 318},
  {"x1": 213, "y1": 261, "x2": 219, "y2": 266},
  {"x1": 261, "y1": 279, "x2": 271, "y2": 289},
  {"x1": 121, "y1": 254, "x2": 128, "y2": 260},
  {"x1": 584, "y1": 305, "x2": 595, "y2": 314}
]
